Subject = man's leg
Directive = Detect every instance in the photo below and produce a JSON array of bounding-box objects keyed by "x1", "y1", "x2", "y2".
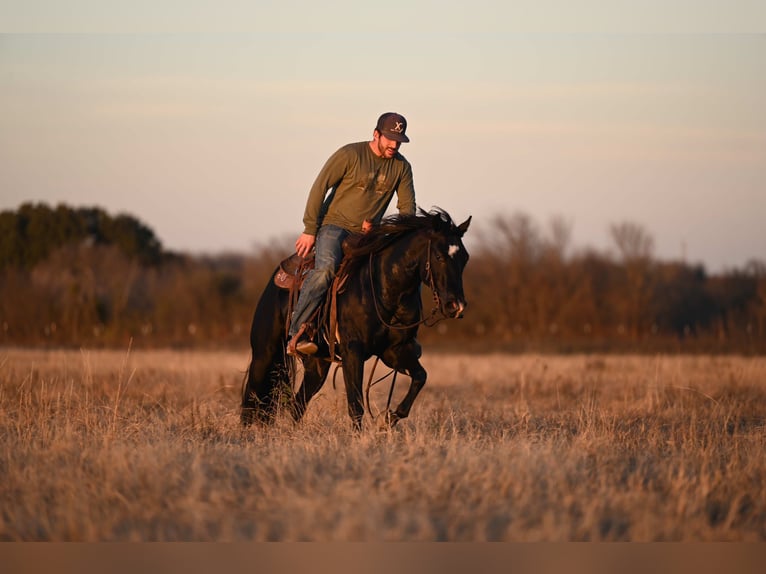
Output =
[{"x1": 288, "y1": 225, "x2": 349, "y2": 353}]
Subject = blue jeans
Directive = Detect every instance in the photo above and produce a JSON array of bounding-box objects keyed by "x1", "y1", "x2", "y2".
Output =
[{"x1": 289, "y1": 224, "x2": 350, "y2": 337}]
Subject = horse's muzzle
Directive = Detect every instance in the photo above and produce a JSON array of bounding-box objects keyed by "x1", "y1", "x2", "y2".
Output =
[{"x1": 444, "y1": 299, "x2": 466, "y2": 319}]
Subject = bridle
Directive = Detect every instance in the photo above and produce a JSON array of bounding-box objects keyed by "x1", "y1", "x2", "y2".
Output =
[{"x1": 368, "y1": 237, "x2": 447, "y2": 330}]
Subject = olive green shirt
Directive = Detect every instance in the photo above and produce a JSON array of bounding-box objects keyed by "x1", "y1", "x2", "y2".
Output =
[{"x1": 302, "y1": 141, "x2": 416, "y2": 235}]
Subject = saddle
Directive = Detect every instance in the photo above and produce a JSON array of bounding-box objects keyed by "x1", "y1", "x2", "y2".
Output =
[{"x1": 274, "y1": 251, "x2": 314, "y2": 290}]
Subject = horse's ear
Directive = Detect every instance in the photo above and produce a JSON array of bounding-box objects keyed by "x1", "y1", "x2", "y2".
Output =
[{"x1": 457, "y1": 216, "x2": 472, "y2": 235}]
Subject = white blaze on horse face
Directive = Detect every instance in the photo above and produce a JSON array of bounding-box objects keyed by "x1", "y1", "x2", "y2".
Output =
[{"x1": 448, "y1": 244, "x2": 461, "y2": 258}]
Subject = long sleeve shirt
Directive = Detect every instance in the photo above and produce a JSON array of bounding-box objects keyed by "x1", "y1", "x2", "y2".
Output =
[{"x1": 302, "y1": 141, "x2": 416, "y2": 236}]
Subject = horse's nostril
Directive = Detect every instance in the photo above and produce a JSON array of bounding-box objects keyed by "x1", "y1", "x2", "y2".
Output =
[{"x1": 444, "y1": 300, "x2": 465, "y2": 317}]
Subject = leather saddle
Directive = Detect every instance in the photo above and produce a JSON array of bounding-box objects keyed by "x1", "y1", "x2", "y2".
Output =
[{"x1": 274, "y1": 252, "x2": 314, "y2": 290}]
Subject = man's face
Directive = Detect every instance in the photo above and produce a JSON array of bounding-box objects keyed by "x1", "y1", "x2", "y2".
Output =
[{"x1": 375, "y1": 131, "x2": 402, "y2": 158}]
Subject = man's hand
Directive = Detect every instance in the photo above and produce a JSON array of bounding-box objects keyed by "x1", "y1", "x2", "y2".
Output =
[{"x1": 295, "y1": 233, "x2": 316, "y2": 258}]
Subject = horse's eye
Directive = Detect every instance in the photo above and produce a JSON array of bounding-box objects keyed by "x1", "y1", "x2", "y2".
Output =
[{"x1": 434, "y1": 253, "x2": 443, "y2": 261}]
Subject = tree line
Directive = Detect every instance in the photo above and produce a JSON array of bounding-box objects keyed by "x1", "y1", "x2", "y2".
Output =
[
  {"x1": 1, "y1": 203, "x2": 764, "y2": 352},
  {"x1": 0, "y1": 202, "x2": 164, "y2": 269}
]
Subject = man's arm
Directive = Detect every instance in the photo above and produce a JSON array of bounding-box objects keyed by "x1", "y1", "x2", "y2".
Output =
[
  {"x1": 395, "y1": 161, "x2": 416, "y2": 215},
  {"x1": 302, "y1": 146, "x2": 351, "y2": 236}
]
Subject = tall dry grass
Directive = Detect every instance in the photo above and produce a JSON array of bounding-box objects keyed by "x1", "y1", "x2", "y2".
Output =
[{"x1": 0, "y1": 348, "x2": 764, "y2": 541}]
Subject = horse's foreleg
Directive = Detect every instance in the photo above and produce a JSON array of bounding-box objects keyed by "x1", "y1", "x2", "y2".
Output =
[
  {"x1": 341, "y1": 347, "x2": 365, "y2": 430},
  {"x1": 383, "y1": 346, "x2": 427, "y2": 426},
  {"x1": 292, "y1": 357, "x2": 331, "y2": 423},
  {"x1": 391, "y1": 363, "x2": 426, "y2": 425}
]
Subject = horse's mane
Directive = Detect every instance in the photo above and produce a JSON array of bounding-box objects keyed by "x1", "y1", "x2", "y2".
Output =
[{"x1": 342, "y1": 207, "x2": 460, "y2": 267}]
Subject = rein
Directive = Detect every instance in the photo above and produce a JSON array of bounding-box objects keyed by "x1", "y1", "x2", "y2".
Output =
[
  {"x1": 331, "y1": 356, "x2": 399, "y2": 421},
  {"x1": 368, "y1": 238, "x2": 446, "y2": 330},
  {"x1": 364, "y1": 356, "x2": 398, "y2": 420}
]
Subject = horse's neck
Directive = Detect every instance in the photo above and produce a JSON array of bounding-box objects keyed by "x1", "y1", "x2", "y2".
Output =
[{"x1": 372, "y1": 233, "x2": 425, "y2": 302}]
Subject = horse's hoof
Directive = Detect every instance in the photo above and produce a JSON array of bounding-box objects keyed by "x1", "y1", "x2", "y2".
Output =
[
  {"x1": 380, "y1": 410, "x2": 400, "y2": 429},
  {"x1": 240, "y1": 408, "x2": 256, "y2": 427}
]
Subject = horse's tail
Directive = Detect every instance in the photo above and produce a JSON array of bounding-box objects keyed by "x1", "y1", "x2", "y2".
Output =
[
  {"x1": 240, "y1": 355, "x2": 253, "y2": 408},
  {"x1": 241, "y1": 352, "x2": 263, "y2": 426},
  {"x1": 240, "y1": 269, "x2": 291, "y2": 426}
]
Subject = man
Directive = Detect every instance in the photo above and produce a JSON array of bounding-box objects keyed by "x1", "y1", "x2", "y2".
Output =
[{"x1": 287, "y1": 112, "x2": 416, "y2": 355}]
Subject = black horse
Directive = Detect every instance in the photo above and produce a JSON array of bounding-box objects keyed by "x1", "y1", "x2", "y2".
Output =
[{"x1": 241, "y1": 208, "x2": 471, "y2": 429}]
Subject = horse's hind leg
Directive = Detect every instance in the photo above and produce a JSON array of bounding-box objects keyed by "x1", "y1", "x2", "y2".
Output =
[{"x1": 292, "y1": 357, "x2": 331, "y2": 423}]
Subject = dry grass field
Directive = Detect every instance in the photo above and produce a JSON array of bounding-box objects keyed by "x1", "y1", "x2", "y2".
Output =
[{"x1": 1, "y1": 347, "x2": 764, "y2": 541}]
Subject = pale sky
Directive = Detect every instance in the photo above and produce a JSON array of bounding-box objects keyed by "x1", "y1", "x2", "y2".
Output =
[{"x1": 1, "y1": 7, "x2": 765, "y2": 272}]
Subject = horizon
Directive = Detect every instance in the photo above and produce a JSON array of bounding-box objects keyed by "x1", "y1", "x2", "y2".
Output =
[{"x1": 4, "y1": 198, "x2": 764, "y2": 276}]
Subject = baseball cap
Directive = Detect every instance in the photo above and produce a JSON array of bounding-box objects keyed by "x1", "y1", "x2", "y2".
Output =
[{"x1": 375, "y1": 112, "x2": 410, "y2": 143}]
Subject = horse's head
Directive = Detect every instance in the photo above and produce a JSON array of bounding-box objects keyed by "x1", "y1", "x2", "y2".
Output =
[
  {"x1": 424, "y1": 214, "x2": 471, "y2": 319},
  {"x1": 343, "y1": 208, "x2": 472, "y2": 321}
]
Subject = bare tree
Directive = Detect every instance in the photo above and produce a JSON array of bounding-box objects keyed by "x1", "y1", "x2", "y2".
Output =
[
  {"x1": 609, "y1": 221, "x2": 656, "y2": 339},
  {"x1": 545, "y1": 215, "x2": 573, "y2": 262},
  {"x1": 610, "y1": 221, "x2": 654, "y2": 263}
]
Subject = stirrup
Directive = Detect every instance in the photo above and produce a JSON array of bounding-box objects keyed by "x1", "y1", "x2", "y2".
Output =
[
  {"x1": 295, "y1": 340, "x2": 318, "y2": 355},
  {"x1": 287, "y1": 323, "x2": 318, "y2": 356}
]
